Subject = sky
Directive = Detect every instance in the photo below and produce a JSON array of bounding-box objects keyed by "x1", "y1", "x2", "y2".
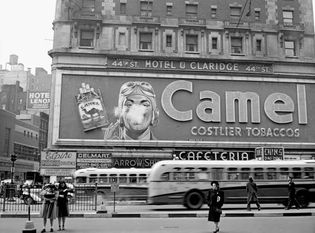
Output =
[{"x1": 0, "y1": 0, "x2": 315, "y2": 75}]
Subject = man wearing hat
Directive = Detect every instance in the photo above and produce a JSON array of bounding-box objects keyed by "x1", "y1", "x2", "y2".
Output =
[{"x1": 103, "y1": 81, "x2": 159, "y2": 140}]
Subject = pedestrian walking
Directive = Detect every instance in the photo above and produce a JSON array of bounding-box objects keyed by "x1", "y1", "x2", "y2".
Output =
[
  {"x1": 285, "y1": 176, "x2": 300, "y2": 210},
  {"x1": 40, "y1": 183, "x2": 57, "y2": 232},
  {"x1": 246, "y1": 176, "x2": 261, "y2": 211},
  {"x1": 207, "y1": 181, "x2": 224, "y2": 233},
  {"x1": 56, "y1": 180, "x2": 71, "y2": 231}
]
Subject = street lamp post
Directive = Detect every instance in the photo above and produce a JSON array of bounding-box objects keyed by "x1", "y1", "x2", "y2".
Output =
[{"x1": 10, "y1": 154, "x2": 17, "y2": 184}]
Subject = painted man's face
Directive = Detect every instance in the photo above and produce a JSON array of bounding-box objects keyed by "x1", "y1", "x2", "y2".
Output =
[{"x1": 122, "y1": 94, "x2": 153, "y2": 133}]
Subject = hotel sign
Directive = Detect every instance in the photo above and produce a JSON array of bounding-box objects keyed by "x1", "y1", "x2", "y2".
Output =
[
  {"x1": 106, "y1": 57, "x2": 273, "y2": 74},
  {"x1": 27, "y1": 91, "x2": 50, "y2": 110}
]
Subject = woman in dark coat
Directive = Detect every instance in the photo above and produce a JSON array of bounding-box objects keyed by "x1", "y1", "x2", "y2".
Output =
[
  {"x1": 207, "y1": 181, "x2": 224, "y2": 233},
  {"x1": 56, "y1": 181, "x2": 71, "y2": 231}
]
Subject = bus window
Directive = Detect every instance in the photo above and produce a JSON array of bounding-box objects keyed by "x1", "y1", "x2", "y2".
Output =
[
  {"x1": 89, "y1": 174, "x2": 97, "y2": 183},
  {"x1": 196, "y1": 172, "x2": 208, "y2": 180},
  {"x1": 119, "y1": 174, "x2": 127, "y2": 183},
  {"x1": 130, "y1": 174, "x2": 137, "y2": 183},
  {"x1": 280, "y1": 168, "x2": 289, "y2": 180},
  {"x1": 199, "y1": 167, "x2": 208, "y2": 172},
  {"x1": 267, "y1": 168, "x2": 276, "y2": 180},
  {"x1": 186, "y1": 172, "x2": 195, "y2": 180},
  {"x1": 292, "y1": 167, "x2": 301, "y2": 179},
  {"x1": 304, "y1": 167, "x2": 314, "y2": 179},
  {"x1": 174, "y1": 172, "x2": 184, "y2": 181},
  {"x1": 99, "y1": 174, "x2": 108, "y2": 183},
  {"x1": 240, "y1": 168, "x2": 250, "y2": 180},
  {"x1": 254, "y1": 168, "x2": 264, "y2": 180},
  {"x1": 227, "y1": 168, "x2": 238, "y2": 180},
  {"x1": 212, "y1": 168, "x2": 223, "y2": 181},
  {"x1": 139, "y1": 174, "x2": 147, "y2": 183},
  {"x1": 76, "y1": 177, "x2": 87, "y2": 184},
  {"x1": 109, "y1": 174, "x2": 118, "y2": 183},
  {"x1": 161, "y1": 172, "x2": 170, "y2": 181}
]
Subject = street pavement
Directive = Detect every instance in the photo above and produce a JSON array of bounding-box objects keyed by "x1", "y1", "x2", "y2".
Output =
[
  {"x1": 1, "y1": 203, "x2": 315, "y2": 233},
  {"x1": 1, "y1": 203, "x2": 315, "y2": 218},
  {"x1": 0, "y1": 216, "x2": 314, "y2": 233}
]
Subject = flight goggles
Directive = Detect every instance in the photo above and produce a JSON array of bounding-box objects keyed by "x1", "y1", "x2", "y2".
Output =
[{"x1": 120, "y1": 81, "x2": 156, "y2": 98}]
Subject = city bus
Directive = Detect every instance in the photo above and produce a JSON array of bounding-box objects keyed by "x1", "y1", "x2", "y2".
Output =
[
  {"x1": 73, "y1": 167, "x2": 150, "y2": 202},
  {"x1": 147, "y1": 160, "x2": 315, "y2": 209}
]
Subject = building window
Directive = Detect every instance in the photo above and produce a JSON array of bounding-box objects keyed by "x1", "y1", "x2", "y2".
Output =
[
  {"x1": 166, "y1": 35, "x2": 172, "y2": 47},
  {"x1": 139, "y1": 32, "x2": 153, "y2": 50},
  {"x1": 230, "y1": 7, "x2": 241, "y2": 20},
  {"x1": 211, "y1": 7, "x2": 217, "y2": 18},
  {"x1": 231, "y1": 37, "x2": 243, "y2": 54},
  {"x1": 283, "y1": 10, "x2": 293, "y2": 25},
  {"x1": 212, "y1": 37, "x2": 218, "y2": 49},
  {"x1": 256, "y1": 39, "x2": 262, "y2": 52},
  {"x1": 285, "y1": 40, "x2": 296, "y2": 56},
  {"x1": 140, "y1": 1, "x2": 153, "y2": 17},
  {"x1": 80, "y1": 30, "x2": 94, "y2": 47},
  {"x1": 166, "y1": 5, "x2": 172, "y2": 16},
  {"x1": 186, "y1": 4, "x2": 198, "y2": 19},
  {"x1": 120, "y1": 2, "x2": 126, "y2": 14},
  {"x1": 254, "y1": 10, "x2": 260, "y2": 21},
  {"x1": 118, "y1": 32, "x2": 126, "y2": 46},
  {"x1": 82, "y1": 0, "x2": 95, "y2": 13},
  {"x1": 186, "y1": 34, "x2": 198, "y2": 52}
]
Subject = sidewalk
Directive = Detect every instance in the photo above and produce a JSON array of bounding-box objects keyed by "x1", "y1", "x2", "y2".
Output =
[{"x1": 1, "y1": 205, "x2": 314, "y2": 218}]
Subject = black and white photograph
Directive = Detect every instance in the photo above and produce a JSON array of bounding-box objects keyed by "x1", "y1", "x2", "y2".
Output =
[{"x1": 0, "y1": 1, "x2": 315, "y2": 232}]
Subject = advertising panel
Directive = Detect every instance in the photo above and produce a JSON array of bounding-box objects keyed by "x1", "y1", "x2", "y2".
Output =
[
  {"x1": 173, "y1": 150, "x2": 255, "y2": 161},
  {"x1": 40, "y1": 151, "x2": 76, "y2": 176},
  {"x1": 112, "y1": 157, "x2": 166, "y2": 168},
  {"x1": 26, "y1": 91, "x2": 50, "y2": 110},
  {"x1": 76, "y1": 152, "x2": 112, "y2": 169},
  {"x1": 58, "y1": 74, "x2": 315, "y2": 145}
]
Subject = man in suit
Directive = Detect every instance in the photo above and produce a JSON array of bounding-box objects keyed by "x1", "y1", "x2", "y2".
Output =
[
  {"x1": 246, "y1": 176, "x2": 261, "y2": 211},
  {"x1": 285, "y1": 176, "x2": 300, "y2": 210}
]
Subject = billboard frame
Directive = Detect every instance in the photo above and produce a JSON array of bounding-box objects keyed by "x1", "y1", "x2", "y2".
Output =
[{"x1": 50, "y1": 68, "x2": 315, "y2": 149}]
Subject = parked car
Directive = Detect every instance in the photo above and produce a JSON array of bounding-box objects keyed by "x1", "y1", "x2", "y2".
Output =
[{"x1": 20, "y1": 186, "x2": 42, "y2": 204}]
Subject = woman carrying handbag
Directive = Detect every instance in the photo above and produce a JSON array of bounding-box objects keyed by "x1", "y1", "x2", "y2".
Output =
[{"x1": 207, "y1": 181, "x2": 224, "y2": 233}]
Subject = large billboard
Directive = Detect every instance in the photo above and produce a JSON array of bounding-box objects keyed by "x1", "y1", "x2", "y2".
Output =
[{"x1": 55, "y1": 74, "x2": 315, "y2": 146}]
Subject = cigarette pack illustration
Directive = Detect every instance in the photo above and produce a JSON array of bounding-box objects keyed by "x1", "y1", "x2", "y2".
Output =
[{"x1": 76, "y1": 83, "x2": 109, "y2": 131}]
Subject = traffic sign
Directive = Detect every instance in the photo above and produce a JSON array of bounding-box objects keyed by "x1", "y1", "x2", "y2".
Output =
[{"x1": 111, "y1": 183, "x2": 119, "y2": 192}]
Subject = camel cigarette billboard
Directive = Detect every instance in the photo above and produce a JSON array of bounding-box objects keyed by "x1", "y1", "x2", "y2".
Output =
[{"x1": 55, "y1": 74, "x2": 315, "y2": 146}]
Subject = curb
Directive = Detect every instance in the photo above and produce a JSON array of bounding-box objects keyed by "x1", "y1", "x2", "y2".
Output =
[{"x1": 1, "y1": 212, "x2": 314, "y2": 218}]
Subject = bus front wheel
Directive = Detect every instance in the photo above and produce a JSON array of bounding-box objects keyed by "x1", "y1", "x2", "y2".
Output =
[
  {"x1": 296, "y1": 190, "x2": 309, "y2": 208},
  {"x1": 184, "y1": 191, "x2": 204, "y2": 210}
]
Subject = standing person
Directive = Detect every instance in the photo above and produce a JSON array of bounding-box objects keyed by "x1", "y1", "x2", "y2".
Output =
[
  {"x1": 246, "y1": 176, "x2": 261, "y2": 211},
  {"x1": 40, "y1": 183, "x2": 57, "y2": 232},
  {"x1": 56, "y1": 181, "x2": 71, "y2": 231},
  {"x1": 207, "y1": 181, "x2": 224, "y2": 233},
  {"x1": 285, "y1": 176, "x2": 300, "y2": 210}
]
